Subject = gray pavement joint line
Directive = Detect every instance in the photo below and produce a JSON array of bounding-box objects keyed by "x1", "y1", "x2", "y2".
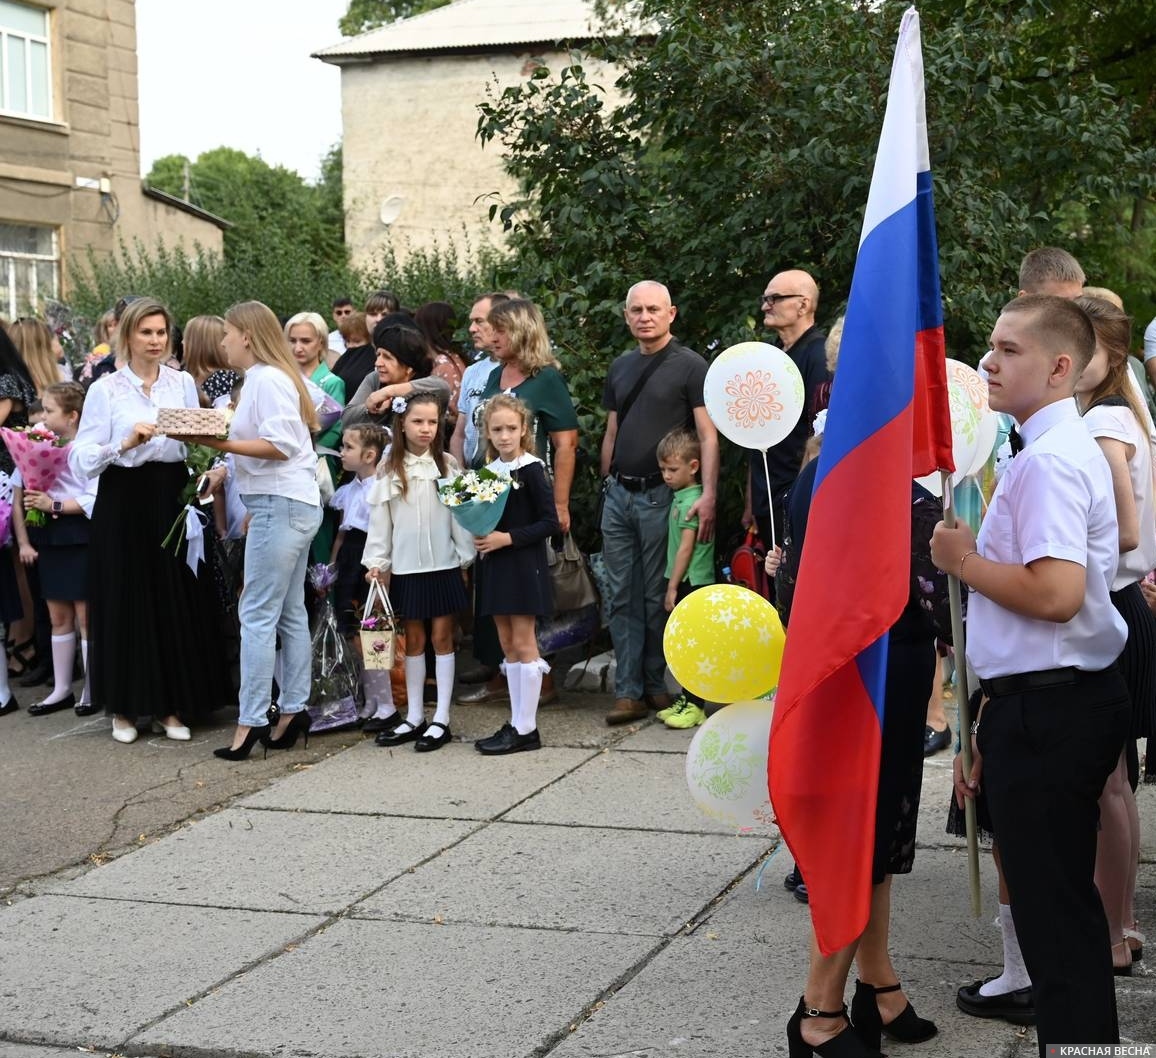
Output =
[{"x1": 532, "y1": 850, "x2": 775, "y2": 1058}]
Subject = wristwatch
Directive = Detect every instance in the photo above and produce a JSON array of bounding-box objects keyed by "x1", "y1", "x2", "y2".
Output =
[{"x1": 51, "y1": 501, "x2": 62, "y2": 519}]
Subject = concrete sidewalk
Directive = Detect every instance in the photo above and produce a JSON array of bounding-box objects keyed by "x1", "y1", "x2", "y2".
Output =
[{"x1": 2, "y1": 709, "x2": 1154, "y2": 1058}]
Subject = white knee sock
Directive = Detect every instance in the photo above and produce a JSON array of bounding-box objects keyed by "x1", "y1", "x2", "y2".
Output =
[
  {"x1": 0, "y1": 636, "x2": 11, "y2": 703},
  {"x1": 404, "y1": 655, "x2": 426, "y2": 727},
  {"x1": 45, "y1": 633, "x2": 76, "y2": 703},
  {"x1": 363, "y1": 668, "x2": 396, "y2": 720},
  {"x1": 433, "y1": 653, "x2": 454, "y2": 727},
  {"x1": 517, "y1": 657, "x2": 549, "y2": 735},
  {"x1": 502, "y1": 660, "x2": 522, "y2": 730},
  {"x1": 979, "y1": 903, "x2": 1032, "y2": 995},
  {"x1": 79, "y1": 638, "x2": 91, "y2": 706}
]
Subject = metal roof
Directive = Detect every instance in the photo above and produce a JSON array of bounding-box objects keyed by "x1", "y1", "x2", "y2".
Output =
[{"x1": 314, "y1": 0, "x2": 638, "y2": 61}]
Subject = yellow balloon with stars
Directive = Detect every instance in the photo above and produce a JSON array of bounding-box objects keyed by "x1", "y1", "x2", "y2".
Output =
[{"x1": 663, "y1": 584, "x2": 785, "y2": 704}]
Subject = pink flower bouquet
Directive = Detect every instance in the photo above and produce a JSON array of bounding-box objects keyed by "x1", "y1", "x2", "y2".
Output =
[{"x1": 1, "y1": 425, "x2": 71, "y2": 526}]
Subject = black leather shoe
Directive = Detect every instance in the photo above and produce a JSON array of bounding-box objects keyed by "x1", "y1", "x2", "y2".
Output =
[
  {"x1": 362, "y1": 713, "x2": 401, "y2": 734},
  {"x1": 783, "y1": 864, "x2": 803, "y2": 892},
  {"x1": 415, "y1": 721, "x2": 452, "y2": 752},
  {"x1": 375, "y1": 719, "x2": 426, "y2": 747},
  {"x1": 18, "y1": 660, "x2": 52, "y2": 688},
  {"x1": 476, "y1": 724, "x2": 541, "y2": 755},
  {"x1": 28, "y1": 692, "x2": 76, "y2": 716},
  {"x1": 0, "y1": 694, "x2": 17, "y2": 716},
  {"x1": 793, "y1": 880, "x2": 810, "y2": 904},
  {"x1": 923, "y1": 724, "x2": 951, "y2": 756},
  {"x1": 74, "y1": 701, "x2": 100, "y2": 717},
  {"x1": 956, "y1": 979, "x2": 1035, "y2": 1025}
]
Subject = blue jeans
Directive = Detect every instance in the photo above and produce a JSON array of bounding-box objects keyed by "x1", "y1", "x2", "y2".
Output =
[
  {"x1": 600, "y1": 479, "x2": 671, "y2": 700},
  {"x1": 238, "y1": 494, "x2": 322, "y2": 727}
]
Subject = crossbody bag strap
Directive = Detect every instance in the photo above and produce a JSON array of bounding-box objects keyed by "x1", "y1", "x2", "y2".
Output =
[{"x1": 610, "y1": 347, "x2": 670, "y2": 472}]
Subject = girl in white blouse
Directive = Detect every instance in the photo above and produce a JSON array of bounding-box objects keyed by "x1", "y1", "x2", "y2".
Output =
[
  {"x1": 70, "y1": 297, "x2": 233, "y2": 744},
  {"x1": 192, "y1": 301, "x2": 321, "y2": 761}
]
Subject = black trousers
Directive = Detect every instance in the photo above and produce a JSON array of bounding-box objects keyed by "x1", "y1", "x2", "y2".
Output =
[{"x1": 979, "y1": 666, "x2": 1130, "y2": 1054}]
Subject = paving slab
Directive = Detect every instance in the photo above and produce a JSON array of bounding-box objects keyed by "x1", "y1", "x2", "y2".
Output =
[
  {"x1": 0, "y1": 1046, "x2": 122, "y2": 1058},
  {"x1": 614, "y1": 720, "x2": 697, "y2": 754},
  {"x1": 133, "y1": 917, "x2": 656, "y2": 1058},
  {"x1": 0, "y1": 896, "x2": 320, "y2": 1050},
  {"x1": 353, "y1": 821, "x2": 773, "y2": 936},
  {"x1": 241, "y1": 740, "x2": 596, "y2": 820},
  {"x1": 504, "y1": 749, "x2": 776, "y2": 837},
  {"x1": 45, "y1": 808, "x2": 477, "y2": 914}
]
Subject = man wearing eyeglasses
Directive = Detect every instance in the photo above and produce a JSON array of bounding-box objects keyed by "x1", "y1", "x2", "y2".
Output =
[{"x1": 743, "y1": 270, "x2": 831, "y2": 552}]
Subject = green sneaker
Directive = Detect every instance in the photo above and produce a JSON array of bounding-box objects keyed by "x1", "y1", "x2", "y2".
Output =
[
  {"x1": 655, "y1": 694, "x2": 687, "y2": 722},
  {"x1": 665, "y1": 701, "x2": 707, "y2": 729}
]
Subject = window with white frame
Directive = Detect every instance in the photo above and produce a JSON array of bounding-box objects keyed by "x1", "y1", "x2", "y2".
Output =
[
  {"x1": 0, "y1": 223, "x2": 59, "y2": 318},
  {"x1": 0, "y1": 0, "x2": 51, "y2": 120}
]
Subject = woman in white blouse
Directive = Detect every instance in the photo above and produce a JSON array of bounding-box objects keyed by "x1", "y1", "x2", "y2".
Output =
[
  {"x1": 70, "y1": 298, "x2": 233, "y2": 744},
  {"x1": 193, "y1": 301, "x2": 321, "y2": 760}
]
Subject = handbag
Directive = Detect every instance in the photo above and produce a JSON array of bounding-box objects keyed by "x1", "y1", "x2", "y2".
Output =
[
  {"x1": 359, "y1": 579, "x2": 398, "y2": 670},
  {"x1": 547, "y1": 532, "x2": 599, "y2": 613}
]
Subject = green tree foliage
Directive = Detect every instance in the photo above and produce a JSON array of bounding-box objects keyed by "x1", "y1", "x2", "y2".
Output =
[
  {"x1": 338, "y1": 0, "x2": 452, "y2": 36},
  {"x1": 146, "y1": 146, "x2": 346, "y2": 269}
]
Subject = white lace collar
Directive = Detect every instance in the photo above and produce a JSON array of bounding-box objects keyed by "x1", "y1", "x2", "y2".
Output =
[{"x1": 487, "y1": 452, "x2": 542, "y2": 474}]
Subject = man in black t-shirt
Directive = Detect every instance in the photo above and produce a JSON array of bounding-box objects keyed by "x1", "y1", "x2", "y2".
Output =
[
  {"x1": 600, "y1": 281, "x2": 719, "y2": 725},
  {"x1": 743, "y1": 269, "x2": 831, "y2": 550}
]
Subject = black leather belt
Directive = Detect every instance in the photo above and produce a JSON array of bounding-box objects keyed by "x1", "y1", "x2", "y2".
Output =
[
  {"x1": 613, "y1": 471, "x2": 664, "y2": 492},
  {"x1": 979, "y1": 667, "x2": 1079, "y2": 697}
]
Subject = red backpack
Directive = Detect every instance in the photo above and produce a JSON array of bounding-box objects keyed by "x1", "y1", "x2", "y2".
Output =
[{"x1": 727, "y1": 527, "x2": 770, "y2": 599}]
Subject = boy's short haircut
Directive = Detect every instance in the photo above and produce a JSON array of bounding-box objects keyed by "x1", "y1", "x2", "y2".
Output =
[
  {"x1": 344, "y1": 423, "x2": 388, "y2": 460},
  {"x1": 1018, "y1": 247, "x2": 1085, "y2": 293},
  {"x1": 332, "y1": 296, "x2": 353, "y2": 309},
  {"x1": 656, "y1": 428, "x2": 701, "y2": 465},
  {"x1": 1000, "y1": 294, "x2": 1096, "y2": 371}
]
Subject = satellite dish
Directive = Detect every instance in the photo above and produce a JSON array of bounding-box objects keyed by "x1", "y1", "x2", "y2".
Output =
[{"x1": 379, "y1": 196, "x2": 405, "y2": 226}]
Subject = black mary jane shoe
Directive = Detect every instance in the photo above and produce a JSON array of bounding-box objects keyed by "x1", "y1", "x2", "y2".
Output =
[
  {"x1": 851, "y1": 979, "x2": 937, "y2": 1049},
  {"x1": 74, "y1": 701, "x2": 100, "y2": 717},
  {"x1": 362, "y1": 713, "x2": 401, "y2": 734},
  {"x1": 414, "y1": 721, "x2": 452, "y2": 752},
  {"x1": 375, "y1": 719, "x2": 427, "y2": 747},
  {"x1": 784, "y1": 864, "x2": 804, "y2": 892},
  {"x1": 923, "y1": 724, "x2": 951, "y2": 756},
  {"x1": 476, "y1": 724, "x2": 541, "y2": 755},
  {"x1": 28, "y1": 692, "x2": 76, "y2": 717},
  {"x1": 955, "y1": 978, "x2": 1035, "y2": 1025},
  {"x1": 0, "y1": 694, "x2": 18, "y2": 716}
]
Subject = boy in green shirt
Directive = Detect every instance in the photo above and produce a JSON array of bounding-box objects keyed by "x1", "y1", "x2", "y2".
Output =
[{"x1": 657, "y1": 428, "x2": 716, "y2": 728}]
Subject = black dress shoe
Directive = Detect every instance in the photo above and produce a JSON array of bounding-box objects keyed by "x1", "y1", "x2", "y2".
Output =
[
  {"x1": 18, "y1": 661, "x2": 52, "y2": 688},
  {"x1": 476, "y1": 724, "x2": 541, "y2": 755},
  {"x1": 74, "y1": 701, "x2": 100, "y2": 717},
  {"x1": 28, "y1": 692, "x2": 76, "y2": 716},
  {"x1": 793, "y1": 880, "x2": 810, "y2": 904},
  {"x1": 923, "y1": 724, "x2": 951, "y2": 756},
  {"x1": 415, "y1": 721, "x2": 452, "y2": 752},
  {"x1": 783, "y1": 864, "x2": 803, "y2": 892},
  {"x1": 375, "y1": 719, "x2": 426, "y2": 747},
  {"x1": 0, "y1": 695, "x2": 18, "y2": 716},
  {"x1": 956, "y1": 979, "x2": 1035, "y2": 1025},
  {"x1": 363, "y1": 713, "x2": 401, "y2": 734}
]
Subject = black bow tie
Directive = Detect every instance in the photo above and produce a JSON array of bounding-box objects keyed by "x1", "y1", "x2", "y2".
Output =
[{"x1": 1008, "y1": 425, "x2": 1023, "y2": 457}]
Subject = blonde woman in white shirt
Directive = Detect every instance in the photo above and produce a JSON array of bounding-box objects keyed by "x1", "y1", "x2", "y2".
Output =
[
  {"x1": 192, "y1": 301, "x2": 321, "y2": 761},
  {"x1": 70, "y1": 298, "x2": 233, "y2": 745},
  {"x1": 1075, "y1": 293, "x2": 1156, "y2": 975}
]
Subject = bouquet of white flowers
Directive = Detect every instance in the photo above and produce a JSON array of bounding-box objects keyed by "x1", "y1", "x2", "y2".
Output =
[{"x1": 437, "y1": 467, "x2": 518, "y2": 535}]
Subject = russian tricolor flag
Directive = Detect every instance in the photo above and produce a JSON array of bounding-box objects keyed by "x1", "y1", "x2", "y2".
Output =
[{"x1": 768, "y1": 7, "x2": 953, "y2": 956}]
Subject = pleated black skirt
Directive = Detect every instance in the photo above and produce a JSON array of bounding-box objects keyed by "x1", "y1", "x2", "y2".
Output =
[
  {"x1": 88, "y1": 462, "x2": 234, "y2": 721},
  {"x1": 1111, "y1": 581, "x2": 1156, "y2": 740},
  {"x1": 389, "y1": 567, "x2": 467, "y2": 620}
]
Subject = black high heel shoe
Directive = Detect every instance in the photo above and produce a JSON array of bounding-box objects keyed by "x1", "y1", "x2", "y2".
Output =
[
  {"x1": 7, "y1": 637, "x2": 38, "y2": 679},
  {"x1": 787, "y1": 997, "x2": 883, "y2": 1058},
  {"x1": 850, "y1": 979, "x2": 937, "y2": 1048},
  {"x1": 213, "y1": 725, "x2": 270, "y2": 761},
  {"x1": 264, "y1": 711, "x2": 311, "y2": 751}
]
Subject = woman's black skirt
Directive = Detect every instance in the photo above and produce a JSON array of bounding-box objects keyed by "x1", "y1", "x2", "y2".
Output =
[{"x1": 88, "y1": 462, "x2": 234, "y2": 721}]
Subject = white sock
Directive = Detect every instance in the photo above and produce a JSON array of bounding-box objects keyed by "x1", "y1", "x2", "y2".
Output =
[
  {"x1": 44, "y1": 633, "x2": 76, "y2": 704},
  {"x1": 517, "y1": 657, "x2": 548, "y2": 735},
  {"x1": 979, "y1": 904, "x2": 1032, "y2": 995},
  {"x1": 502, "y1": 660, "x2": 522, "y2": 731},
  {"x1": 79, "y1": 638, "x2": 91, "y2": 706},
  {"x1": 403, "y1": 655, "x2": 426, "y2": 727},
  {"x1": 0, "y1": 633, "x2": 11, "y2": 703},
  {"x1": 363, "y1": 668, "x2": 396, "y2": 720},
  {"x1": 433, "y1": 653, "x2": 455, "y2": 727}
]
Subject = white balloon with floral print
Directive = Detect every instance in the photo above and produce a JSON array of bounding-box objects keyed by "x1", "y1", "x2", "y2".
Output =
[{"x1": 703, "y1": 342, "x2": 805, "y2": 450}]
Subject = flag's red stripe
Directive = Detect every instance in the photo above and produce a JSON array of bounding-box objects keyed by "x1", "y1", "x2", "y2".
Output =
[{"x1": 912, "y1": 323, "x2": 952, "y2": 476}]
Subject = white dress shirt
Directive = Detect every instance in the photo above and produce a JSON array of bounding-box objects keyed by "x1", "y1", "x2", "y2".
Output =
[
  {"x1": 70, "y1": 365, "x2": 200, "y2": 479},
  {"x1": 1083, "y1": 402, "x2": 1156, "y2": 588},
  {"x1": 331, "y1": 474, "x2": 374, "y2": 533},
  {"x1": 966, "y1": 398, "x2": 1127, "y2": 678},
  {"x1": 230, "y1": 364, "x2": 320, "y2": 507},
  {"x1": 12, "y1": 464, "x2": 99, "y2": 518}
]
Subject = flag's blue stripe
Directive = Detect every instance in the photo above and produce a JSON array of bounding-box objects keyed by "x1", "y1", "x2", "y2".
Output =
[
  {"x1": 855, "y1": 634, "x2": 890, "y2": 726},
  {"x1": 813, "y1": 195, "x2": 919, "y2": 492},
  {"x1": 914, "y1": 171, "x2": 943, "y2": 334}
]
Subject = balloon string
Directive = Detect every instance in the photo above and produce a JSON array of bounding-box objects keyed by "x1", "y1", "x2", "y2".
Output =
[
  {"x1": 754, "y1": 842, "x2": 784, "y2": 892},
  {"x1": 760, "y1": 449, "x2": 776, "y2": 551}
]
